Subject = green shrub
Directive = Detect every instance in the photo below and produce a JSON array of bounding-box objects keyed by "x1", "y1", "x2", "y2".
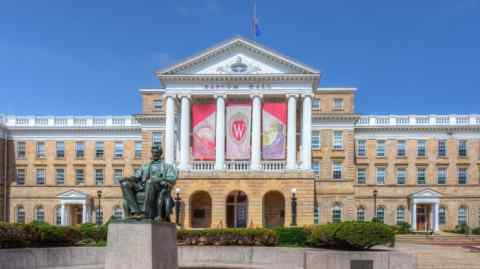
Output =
[
  {"x1": 273, "y1": 227, "x2": 311, "y2": 247},
  {"x1": 177, "y1": 228, "x2": 277, "y2": 246},
  {"x1": 0, "y1": 223, "x2": 31, "y2": 248},
  {"x1": 391, "y1": 222, "x2": 412, "y2": 234},
  {"x1": 453, "y1": 224, "x2": 471, "y2": 235},
  {"x1": 471, "y1": 227, "x2": 480, "y2": 235},
  {"x1": 310, "y1": 221, "x2": 395, "y2": 250}
]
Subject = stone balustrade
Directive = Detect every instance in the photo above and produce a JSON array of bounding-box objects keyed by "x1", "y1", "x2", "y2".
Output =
[{"x1": 357, "y1": 115, "x2": 480, "y2": 127}]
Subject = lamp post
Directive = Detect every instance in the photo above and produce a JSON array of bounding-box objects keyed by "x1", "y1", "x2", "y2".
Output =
[
  {"x1": 373, "y1": 189, "x2": 378, "y2": 220},
  {"x1": 291, "y1": 188, "x2": 297, "y2": 226},
  {"x1": 175, "y1": 188, "x2": 181, "y2": 226},
  {"x1": 97, "y1": 190, "x2": 102, "y2": 224}
]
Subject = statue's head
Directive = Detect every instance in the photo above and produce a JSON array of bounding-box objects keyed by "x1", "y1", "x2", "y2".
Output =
[{"x1": 151, "y1": 143, "x2": 163, "y2": 161}]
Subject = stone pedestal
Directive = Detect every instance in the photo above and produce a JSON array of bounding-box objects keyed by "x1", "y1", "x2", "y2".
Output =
[{"x1": 105, "y1": 222, "x2": 178, "y2": 269}]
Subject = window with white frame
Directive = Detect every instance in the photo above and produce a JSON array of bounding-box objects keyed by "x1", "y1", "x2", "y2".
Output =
[
  {"x1": 357, "y1": 140, "x2": 366, "y2": 157},
  {"x1": 75, "y1": 142, "x2": 85, "y2": 159},
  {"x1": 36, "y1": 142, "x2": 46, "y2": 158},
  {"x1": 312, "y1": 159, "x2": 321, "y2": 176},
  {"x1": 135, "y1": 141, "x2": 142, "y2": 159},
  {"x1": 312, "y1": 131, "x2": 321, "y2": 149},
  {"x1": 333, "y1": 131, "x2": 343, "y2": 150},
  {"x1": 113, "y1": 206, "x2": 123, "y2": 219},
  {"x1": 357, "y1": 167, "x2": 367, "y2": 184},
  {"x1": 437, "y1": 167, "x2": 447, "y2": 184},
  {"x1": 376, "y1": 140, "x2": 385, "y2": 157},
  {"x1": 35, "y1": 206, "x2": 45, "y2": 222},
  {"x1": 314, "y1": 206, "x2": 321, "y2": 224},
  {"x1": 16, "y1": 206, "x2": 25, "y2": 224},
  {"x1": 396, "y1": 206, "x2": 405, "y2": 224},
  {"x1": 333, "y1": 98, "x2": 344, "y2": 110},
  {"x1": 114, "y1": 168, "x2": 123, "y2": 184},
  {"x1": 439, "y1": 207, "x2": 446, "y2": 225},
  {"x1": 152, "y1": 132, "x2": 162, "y2": 145},
  {"x1": 332, "y1": 161, "x2": 342, "y2": 180},
  {"x1": 332, "y1": 205, "x2": 342, "y2": 223},
  {"x1": 312, "y1": 98, "x2": 321, "y2": 110},
  {"x1": 96, "y1": 207, "x2": 103, "y2": 225},
  {"x1": 154, "y1": 99, "x2": 163, "y2": 111},
  {"x1": 438, "y1": 140, "x2": 447, "y2": 157},
  {"x1": 357, "y1": 207, "x2": 365, "y2": 222},
  {"x1": 16, "y1": 142, "x2": 26, "y2": 159},
  {"x1": 95, "y1": 169, "x2": 104, "y2": 185},
  {"x1": 417, "y1": 140, "x2": 427, "y2": 157},
  {"x1": 458, "y1": 206, "x2": 468, "y2": 225},
  {"x1": 16, "y1": 168, "x2": 25, "y2": 185},
  {"x1": 95, "y1": 141, "x2": 104, "y2": 159},
  {"x1": 75, "y1": 168, "x2": 84, "y2": 185},
  {"x1": 417, "y1": 167, "x2": 427, "y2": 185},
  {"x1": 55, "y1": 206, "x2": 62, "y2": 225},
  {"x1": 459, "y1": 140, "x2": 468, "y2": 158},
  {"x1": 114, "y1": 142, "x2": 124, "y2": 158},
  {"x1": 376, "y1": 207, "x2": 385, "y2": 223},
  {"x1": 397, "y1": 140, "x2": 406, "y2": 157},
  {"x1": 396, "y1": 167, "x2": 406, "y2": 185},
  {"x1": 36, "y1": 168, "x2": 45, "y2": 185},
  {"x1": 56, "y1": 141, "x2": 65, "y2": 159},
  {"x1": 55, "y1": 168, "x2": 65, "y2": 185},
  {"x1": 376, "y1": 167, "x2": 386, "y2": 185},
  {"x1": 458, "y1": 167, "x2": 468, "y2": 185}
]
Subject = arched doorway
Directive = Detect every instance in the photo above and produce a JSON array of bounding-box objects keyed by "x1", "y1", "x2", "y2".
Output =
[
  {"x1": 190, "y1": 191, "x2": 212, "y2": 228},
  {"x1": 226, "y1": 191, "x2": 248, "y2": 228},
  {"x1": 263, "y1": 191, "x2": 285, "y2": 228}
]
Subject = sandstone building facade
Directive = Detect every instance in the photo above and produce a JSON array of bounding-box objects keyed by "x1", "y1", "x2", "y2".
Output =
[{"x1": 1, "y1": 37, "x2": 479, "y2": 231}]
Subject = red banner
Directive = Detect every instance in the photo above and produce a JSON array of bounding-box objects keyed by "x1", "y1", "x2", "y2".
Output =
[
  {"x1": 262, "y1": 102, "x2": 287, "y2": 160},
  {"x1": 192, "y1": 103, "x2": 216, "y2": 160},
  {"x1": 226, "y1": 100, "x2": 251, "y2": 160}
]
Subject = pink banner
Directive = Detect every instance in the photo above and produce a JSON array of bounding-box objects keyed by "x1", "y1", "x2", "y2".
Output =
[
  {"x1": 192, "y1": 103, "x2": 216, "y2": 160},
  {"x1": 226, "y1": 101, "x2": 251, "y2": 160},
  {"x1": 262, "y1": 102, "x2": 287, "y2": 160}
]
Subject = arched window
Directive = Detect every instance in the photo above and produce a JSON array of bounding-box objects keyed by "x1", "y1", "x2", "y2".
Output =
[
  {"x1": 356, "y1": 207, "x2": 365, "y2": 222},
  {"x1": 16, "y1": 206, "x2": 25, "y2": 224},
  {"x1": 376, "y1": 206, "x2": 385, "y2": 223},
  {"x1": 96, "y1": 207, "x2": 103, "y2": 225},
  {"x1": 332, "y1": 204, "x2": 342, "y2": 223},
  {"x1": 458, "y1": 206, "x2": 468, "y2": 225},
  {"x1": 396, "y1": 206, "x2": 405, "y2": 225},
  {"x1": 35, "y1": 206, "x2": 45, "y2": 222},
  {"x1": 439, "y1": 206, "x2": 446, "y2": 225},
  {"x1": 113, "y1": 206, "x2": 123, "y2": 219},
  {"x1": 55, "y1": 206, "x2": 62, "y2": 225}
]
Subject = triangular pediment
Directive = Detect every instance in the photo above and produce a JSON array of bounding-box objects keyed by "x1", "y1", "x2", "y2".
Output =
[
  {"x1": 410, "y1": 189, "x2": 442, "y2": 198},
  {"x1": 157, "y1": 36, "x2": 319, "y2": 76},
  {"x1": 57, "y1": 190, "x2": 89, "y2": 199}
]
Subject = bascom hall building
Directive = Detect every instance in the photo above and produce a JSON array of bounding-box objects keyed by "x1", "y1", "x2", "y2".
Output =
[{"x1": 0, "y1": 37, "x2": 479, "y2": 231}]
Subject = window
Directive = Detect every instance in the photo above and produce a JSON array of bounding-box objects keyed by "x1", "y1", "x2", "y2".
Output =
[
  {"x1": 135, "y1": 142, "x2": 142, "y2": 159},
  {"x1": 357, "y1": 207, "x2": 365, "y2": 222},
  {"x1": 154, "y1": 99, "x2": 163, "y2": 111},
  {"x1": 36, "y1": 168, "x2": 45, "y2": 185},
  {"x1": 312, "y1": 98, "x2": 321, "y2": 110},
  {"x1": 16, "y1": 168, "x2": 25, "y2": 185},
  {"x1": 114, "y1": 168, "x2": 123, "y2": 184},
  {"x1": 459, "y1": 140, "x2": 468, "y2": 158},
  {"x1": 114, "y1": 142, "x2": 124, "y2": 158},
  {"x1": 458, "y1": 206, "x2": 468, "y2": 225},
  {"x1": 56, "y1": 168, "x2": 65, "y2": 185},
  {"x1": 333, "y1": 131, "x2": 343, "y2": 150},
  {"x1": 96, "y1": 207, "x2": 103, "y2": 225},
  {"x1": 332, "y1": 205, "x2": 342, "y2": 223},
  {"x1": 333, "y1": 98, "x2": 343, "y2": 110},
  {"x1": 56, "y1": 141, "x2": 64, "y2": 159},
  {"x1": 75, "y1": 168, "x2": 84, "y2": 185},
  {"x1": 16, "y1": 206, "x2": 25, "y2": 224},
  {"x1": 417, "y1": 140, "x2": 426, "y2": 157},
  {"x1": 396, "y1": 207, "x2": 405, "y2": 224},
  {"x1": 36, "y1": 142, "x2": 46, "y2": 158},
  {"x1": 95, "y1": 169, "x2": 104, "y2": 185},
  {"x1": 376, "y1": 167, "x2": 386, "y2": 185},
  {"x1": 314, "y1": 207, "x2": 320, "y2": 224},
  {"x1": 439, "y1": 207, "x2": 446, "y2": 225},
  {"x1": 376, "y1": 140, "x2": 385, "y2": 157},
  {"x1": 437, "y1": 167, "x2": 447, "y2": 184},
  {"x1": 357, "y1": 140, "x2": 366, "y2": 157},
  {"x1": 16, "y1": 142, "x2": 26, "y2": 159},
  {"x1": 458, "y1": 167, "x2": 468, "y2": 185},
  {"x1": 376, "y1": 207, "x2": 385, "y2": 223},
  {"x1": 152, "y1": 132, "x2": 162, "y2": 145},
  {"x1": 332, "y1": 161, "x2": 342, "y2": 180},
  {"x1": 312, "y1": 160, "x2": 321, "y2": 176},
  {"x1": 397, "y1": 140, "x2": 406, "y2": 157},
  {"x1": 357, "y1": 168, "x2": 367, "y2": 184},
  {"x1": 113, "y1": 206, "x2": 123, "y2": 219},
  {"x1": 95, "y1": 142, "x2": 104, "y2": 159},
  {"x1": 417, "y1": 167, "x2": 427, "y2": 185},
  {"x1": 438, "y1": 140, "x2": 447, "y2": 157},
  {"x1": 396, "y1": 167, "x2": 406, "y2": 185},
  {"x1": 76, "y1": 142, "x2": 85, "y2": 159},
  {"x1": 312, "y1": 131, "x2": 321, "y2": 149},
  {"x1": 55, "y1": 206, "x2": 62, "y2": 225},
  {"x1": 35, "y1": 207, "x2": 45, "y2": 222}
]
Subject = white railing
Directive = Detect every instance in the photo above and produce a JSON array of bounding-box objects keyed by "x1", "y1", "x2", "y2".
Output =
[
  {"x1": 188, "y1": 160, "x2": 288, "y2": 172},
  {"x1": 4, "y1": 116, "x2": 140, "y2": 128},
  {"x1": 190, "y1": 161, "x2": 215, "y2": 171},
  {"x1": 356, "y1": 115, "x2": 480, "y2": 127},
  {"x1": 261, "y1": 160, "x2": 287, "y2": 171},
  {"x1": 225, "y1": 161, "x2": 251, "y2": 172}
]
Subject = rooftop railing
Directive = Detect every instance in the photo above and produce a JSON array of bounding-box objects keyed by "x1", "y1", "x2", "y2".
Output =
[
  {"x1": 3, "y1": 116, "x2": 140, "y2": 128},
  {"x1": 356, "y1": 115, "x2": 480, "y2": 127}
]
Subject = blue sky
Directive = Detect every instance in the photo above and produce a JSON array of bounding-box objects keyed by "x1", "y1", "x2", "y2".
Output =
[{"x1": 0, "y1": 0, "x2": 478, "y2": 116}]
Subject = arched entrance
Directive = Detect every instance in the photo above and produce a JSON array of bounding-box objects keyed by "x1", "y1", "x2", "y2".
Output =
[
  {"x1": 190, "y1": 191, "x2": 212, "y2": 228},
  {"x1": 226, "y1": 191, "x2": 248, "y2": 228},
  {"x1": 263, "y1": 191, "x2": 285, "y2": 228}
]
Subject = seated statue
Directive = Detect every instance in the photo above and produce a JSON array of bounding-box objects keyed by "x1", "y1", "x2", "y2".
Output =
[{"x1": 119, "y1": 143, "x2": 178, "y2": 221}]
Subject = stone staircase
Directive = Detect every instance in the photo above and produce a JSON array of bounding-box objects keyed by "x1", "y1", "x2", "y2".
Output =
[{"x1": 397, "y1": 233, "x2": 480, "y2": 246}]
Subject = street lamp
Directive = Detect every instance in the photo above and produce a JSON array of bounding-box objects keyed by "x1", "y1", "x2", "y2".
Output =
[
  {"x1": 97, "y1": 190, "x2": 102, "y2": 224},
  {"x1": 175, "y1": 188, "x2": 182, "y2": 226},
  {"x1": 291, "y1": 188, "x2": 297, "y2": 226},
  {"x1": 373, "y1": 189, "x2": 378, "y2": 220}
]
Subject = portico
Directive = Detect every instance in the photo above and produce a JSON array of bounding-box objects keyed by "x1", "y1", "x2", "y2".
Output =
[
  {"x1": 410, "y1": 189, "x2": 441, "y2": 232},
  {"x1": 57, "y1": 190, "x2": 92, "y2": 225}
]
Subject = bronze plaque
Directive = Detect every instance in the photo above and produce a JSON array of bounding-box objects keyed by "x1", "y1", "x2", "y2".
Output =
[{"x1": 351, "y1": 260, "x2": 373, "y2": 269}]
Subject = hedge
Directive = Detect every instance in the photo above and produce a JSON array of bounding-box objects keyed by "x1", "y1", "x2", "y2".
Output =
[
  {"x1": 177, "y1": 228, "x2": 277, "y2": 246},
  {"x1": 273, "y1": 227, "x2": 311, "y2": 247}
]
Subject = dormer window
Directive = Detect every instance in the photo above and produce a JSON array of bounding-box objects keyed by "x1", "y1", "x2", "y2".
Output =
[
  {"x1": 154, "y1": 99, "x2": 163, "y2": 111},
  {"x1": 334, "y1": 98, "x2": 344, "y2": 110}
]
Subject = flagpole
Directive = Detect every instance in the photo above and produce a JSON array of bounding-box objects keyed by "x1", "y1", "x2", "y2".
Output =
[{"x1": 252, "y1": 0, "x2": 256, "y2": 40}]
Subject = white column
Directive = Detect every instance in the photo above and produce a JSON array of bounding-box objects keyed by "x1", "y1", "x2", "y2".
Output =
[
  {"x1": 411, "y1": 202, "x2": 417, "y2": 231},
  {"x1": 287, "y1": 94, "x2": 297, "y2": 170},
  {"x1": 433, "y1": 203, "x2": 440, "y2": 232},
  {"x1": 301, "y1": 94, "x2": 312, "y2": 170},
  {"x1": 81, "y1": 202, "x2": 87, "y2": 224},
  {"x1": 215, "y1": 94, "x2": 226, "y2": 170},
  {"x1": 60, "y1": 203, "x2": 66, "y2": 225},
  {"x1": 179, "y1": 95, "x2": 191, "y2": 170},
  {"x1": 164, "y1": 94, "x2": 176, "y2": 164},
  {"x1": 250, "y1": 93, "x2": 262, "y2": 170}
]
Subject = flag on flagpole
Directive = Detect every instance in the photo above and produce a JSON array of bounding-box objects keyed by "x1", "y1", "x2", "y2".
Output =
[{"x1": 252, "y1": 1, "x2": 261, "y2": 38}]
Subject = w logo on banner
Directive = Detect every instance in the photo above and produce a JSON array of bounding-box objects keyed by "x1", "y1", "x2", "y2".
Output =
[
  {"x1": 226, "y1": 102, "x2": 251, "y2": 160},
  {"x1": 232, "y1": 119, "x2": 247, "y2": 142}
]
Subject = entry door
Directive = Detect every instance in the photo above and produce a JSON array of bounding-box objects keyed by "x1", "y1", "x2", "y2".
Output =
[{"x1": 417, "y1": 206, "x2": 427, "y2": 231}]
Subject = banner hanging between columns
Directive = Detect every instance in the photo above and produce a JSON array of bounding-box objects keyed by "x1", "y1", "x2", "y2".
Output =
[
  {"x1": 226, "y1": 101, "x2": 252, "y2": 160},
  {"x1": 192, "y1": 103, "x2": 216, "y2": 160},
  {"x1": 262, "y1": 102, "x2": 287, "y2": 160}
]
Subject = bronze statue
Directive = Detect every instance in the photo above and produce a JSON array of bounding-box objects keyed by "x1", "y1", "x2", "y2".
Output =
[{"x1": 119, "y1": 143, "x2": 178, "y2": 221}]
